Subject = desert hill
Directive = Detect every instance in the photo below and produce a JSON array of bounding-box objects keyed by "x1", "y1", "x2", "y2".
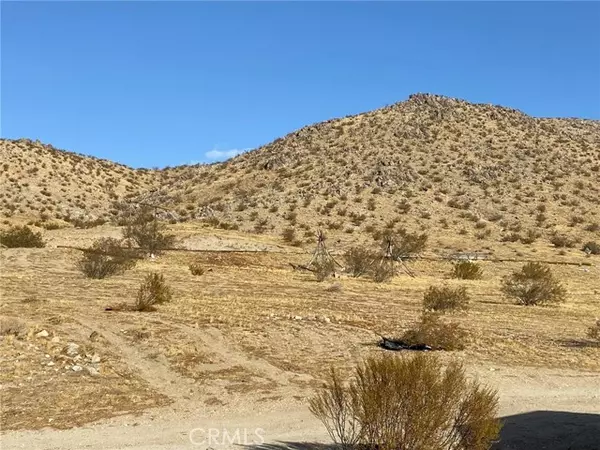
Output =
[
  {"x1": 0, "y1": 139, "x2": 156, "y2": 225},
  {"x1": 2, "y1": 94, "x2": 599, "y2": 247}
]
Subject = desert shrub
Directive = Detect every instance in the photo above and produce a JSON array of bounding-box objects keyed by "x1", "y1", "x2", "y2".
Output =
[
  {"x1": 451, "y1": 261, "x2": 483, "y2": 280},
  {"x1": 189, "y1": 261, "x2": 205, "y2": 276},
  {"x1": 500, "y1": 232, "x2": 521, "y2": 243},
  {"x1": 423, "y1": 286, "x2": 470, "y2": 312},
  {"x1": 0, "y1": 316, "x2": 27, "y2": 337},
  {"x1": 370, "y1": 258, "x2": 394, "y2": 282},
  {"x1": 281, "y1": 227, "x2": 296, "y2": 243},
  {"x1": 587, "y1": 319, "x2": 600, "y2": 341},
  {"x1": 344, "y1": 246, "x2": 376, "y2": 277},
  {"x1": 135, "y1": 273, "x2": 172, "y2": 312},
  {"x1": 72, "y1": 217, "x2": 107, "y2": 229},
  {"x1": 387, "y1": 229, "x2": 427, "y2": 258},
  {"x1": 309, "y1": 354, "x2": 500, "y2": 450},
  {"x1": 550, "y1": 234, "x2": 577, "y2": 248},
  {"x1": 501, "y1": 262, "x2": 566, "y2": 306},
  {"x1": 78, "y1": 238, "x2": 137, "y2": 279},
  {"x1": 122, "y1": 206, "x2": 176, "y2": 255},
  {"x1": 519, "y1": 229, "x2": 540, "y2": 245},
  {"x1": 0, "y1": 226, "x2": 45, "y2": 248},
  {"x1": 400, "y1": 313, "x2": 468, "y2": 350},
  {"x1": 582, "y1": 241, "x2": 600, "y2": 255},
  {"x1": 313, "y1": 259, "x2": 336, "y2": 282}
]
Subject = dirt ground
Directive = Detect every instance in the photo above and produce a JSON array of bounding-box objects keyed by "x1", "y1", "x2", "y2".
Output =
[{"x1": 1, "y1": 225, "x2": 599, "y2": 449}]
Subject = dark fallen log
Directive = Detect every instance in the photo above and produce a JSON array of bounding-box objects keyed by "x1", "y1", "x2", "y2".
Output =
[
  {"x1": 289, "y1": 263, "x2": 315, "y2": 272},
  {"x1": 379, "y1": 336, "x2": 432, "y2": 352}
]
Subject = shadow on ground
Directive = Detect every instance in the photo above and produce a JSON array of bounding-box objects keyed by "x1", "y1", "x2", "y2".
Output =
[
  {"x1": 243, "y1": 411, "x2": 600, "y2": 450},
  {"x1": 493, "y1": 410, "x2": 600, "y2": 450}
]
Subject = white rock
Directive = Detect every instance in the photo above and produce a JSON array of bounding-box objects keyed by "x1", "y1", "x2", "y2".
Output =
[
  {"x1": 36, "y1": 330, "x2": 49, "y2": 338},
  {"x1": 294, "y1": 316, "x2": 303, "y2": 321},
  {"x1": 72, "y1": 365, "x2": 83, "y2": 372},
  {"x1": 323, "y1": 317, "x2": 331, "y2": 323},
  {"x1": 86, "y1": 367, "x2": 100, "y2": 377},
  {"x1": 91, "y1": 354, "x2": 101, "y2": 364},
  {"x1": 51, "y1": 336, "x2": 60, "y2": 343},
  {"x1": 64, "y1": 343, "x2": 80, "y2": 357},
  {"x1": 47, "y1": 362, "x2": 55, "y2": 367}
]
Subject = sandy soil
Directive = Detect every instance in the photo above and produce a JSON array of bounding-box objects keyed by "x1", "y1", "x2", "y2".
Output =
[
  {"x1": 1, "y1": 226, "x2": 599, "y2": 450},
  {"x1": 2, "y1": 364, "x2": 599, "y2": 450}
]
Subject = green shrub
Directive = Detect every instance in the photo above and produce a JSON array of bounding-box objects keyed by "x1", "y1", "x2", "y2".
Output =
[
  {"x1": 401, "y1": 313, "x2": 468, "y2": 350},
  {"x1": 78, "y1": 238, "x2": 137, "y2": 279},
  {"x1": 309, "y1": 354, "x2": 500, "y2": 450},
  {"x1": 501, "y1": 262, "x2": 566, "y2": 306},
  {"x1": 451, "y1": 261, "x2": 483, "y2": 280},
  {"x1": 582, "y1": 241, "x2": 600, "y2": 255},
  {"x1": 0, "y1": 226, "x2": 45, "y2": 248},
  {"x1": 423, "y1": 285, "x2": 470, "y2": 312},
  {"x1": 135, "y1": 273, "x2": 172, "y2": 312}
]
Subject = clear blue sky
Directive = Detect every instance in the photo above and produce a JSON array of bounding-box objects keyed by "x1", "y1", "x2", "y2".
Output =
[{"x1": 2, "y1": 1, "x2": 599, "y2": 168}]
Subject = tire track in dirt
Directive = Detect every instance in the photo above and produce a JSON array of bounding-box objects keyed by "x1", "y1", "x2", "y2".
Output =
[{"x1": 73, "y1": 316, "x2": 201, "y2": 402}]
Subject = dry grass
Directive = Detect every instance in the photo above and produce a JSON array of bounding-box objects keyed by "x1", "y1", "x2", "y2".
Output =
[{"x1": 0, "y1": 222, "x2": 599, "y2": 431}]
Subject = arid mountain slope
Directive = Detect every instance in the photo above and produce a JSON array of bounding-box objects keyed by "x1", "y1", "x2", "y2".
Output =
[
  {"x1": 2, "y1": 94, "x2": 599, "y2": 246},
  {"x1": 148, "y1": 94, "x2": 600, "y2": 246},
  {"x1": 0, "y1": 139, "x2": 156, "y2": 224}
]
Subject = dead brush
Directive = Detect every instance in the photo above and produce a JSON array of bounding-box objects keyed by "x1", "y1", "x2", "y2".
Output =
[
  {"x1": 451, "y1": 261, "x2": 483, "y2": 280},
  {"x1": 0, "y1": 316, "x2": 27, "y2": 337},
  {"x1": 343, "y1": 246, "x2": 377, "y2": 278},
  {"x1": 189, "y1": 261, "x2": 205, "y2": 276},
  {"x1": 369, "y1": 257, "x2": 394, "y2": 283},
  {"x1": 309, "y1": 354, "x2": 500, "y2": 450},
  {"x1": 313, "y1": 259, "x2": 336, "y2": 282},
  {"x1": 401, "y1": 313, "x2": 468, "y2": 350},
  {"x1": 134, "y1": 273, "x2": 172, "y2": 312},
  {"x1": 423, "y1": 285, "x2": 470, "y2": 312},
  {"x1": 588, "y1": 319, "x2": 600, "y2": 342}
]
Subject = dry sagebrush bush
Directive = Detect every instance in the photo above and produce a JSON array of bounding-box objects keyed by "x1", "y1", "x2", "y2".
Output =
[
  {"x1": 401, "y1": 313, "x2": 468, "y2": 350},
  {"x1": 388, "y1": 228, "x2": 428, "y2": 258},
  {"x1": 313, "y1": 259, "x2": 336, "y2": 282},
  {"x1": 309, "y1": 354, "x2": 500, "y2": 450},
  {"x1": 122, "y1": 206, "x2": 176, "y2": 255},
  {"x1": 343, "y1": 246, "x2": 376, "y2": 278},
  {"x1": 0, "y1": 225, "x2": 45, "y2": 248},
  {"x1": 588, "y1": 319, "x2": 600, "y2": 341},
  {"x1": 189, "y1": 261, "x2": 205, "y2": 276},
  {"x1": 370, "y1": 258, "x2": 394, "y2": 282},
  {"x1": 78, "y1": 238, "x2": 137, "y2": 279},
  {"x1": 423, "y1": 285, "x2": 470, "y2": 312},
  {"x1": 451, "y1": 261, "x2": 483, "y2": 280},
  {"x1": 135, "y1": 273, "x2": 172, "y2": 312},
  {"x1": 501, "y1": 262, "x2": 566, "y2": 306}
]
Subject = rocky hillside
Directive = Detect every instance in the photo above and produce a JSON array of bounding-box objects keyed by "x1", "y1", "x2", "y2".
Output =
[
  {"x1": 148, "y1": 94, "x2": 600, "y2": 246},
  {"x1": 2, "y1": 94, "x2": 599, "y2": 247},
  {"x1": 0, "y1": 139, "x2": 157, "y2": 225}
]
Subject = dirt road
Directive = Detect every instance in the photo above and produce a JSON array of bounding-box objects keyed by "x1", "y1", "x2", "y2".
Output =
[{"x1": 3, "y1": 365, "x2": 599, "y2": 450}]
